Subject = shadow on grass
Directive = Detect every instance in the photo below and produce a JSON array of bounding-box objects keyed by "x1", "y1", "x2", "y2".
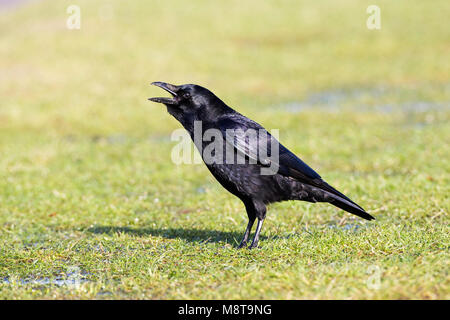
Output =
[{"x1": 86, "y1": 225, "x2": 273, "y2": 246}]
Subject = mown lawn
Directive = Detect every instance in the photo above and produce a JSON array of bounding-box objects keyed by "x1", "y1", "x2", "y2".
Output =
[{"x1": 0, "y1": 0, "x2": 448, "y2": 299}]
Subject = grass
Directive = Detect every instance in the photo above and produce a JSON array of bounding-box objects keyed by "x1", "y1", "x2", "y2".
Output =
[{"x1": 0, "y1": 0, "x2": 449, "y2": 299}]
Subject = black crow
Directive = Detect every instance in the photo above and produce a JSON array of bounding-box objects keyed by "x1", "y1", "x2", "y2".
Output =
[{"x1": 149, "y1": 82, "x2": 374, "y2": 249}]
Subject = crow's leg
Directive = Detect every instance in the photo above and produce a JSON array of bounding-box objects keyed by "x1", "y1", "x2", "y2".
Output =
[
  {"x1": 248, "y1": 201, "x2": 266, "y2": 249},
  {"x1": 248, "y1": 218, "x2": 264, "y2": 249},
  {"x1": 238, "y1": 218, "x2": 255, "y2": 249},
  {"x1": 238, "y1": 201, "x2": 256, "y2": 249}
]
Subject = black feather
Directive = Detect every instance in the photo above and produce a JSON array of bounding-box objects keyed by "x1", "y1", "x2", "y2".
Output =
[{"x1": 149, "y1": 82, "x2": 375, "y2": 248}]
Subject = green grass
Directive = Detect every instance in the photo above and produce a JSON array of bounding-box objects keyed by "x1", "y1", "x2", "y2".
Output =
[{"x1": 0, "y1": 0, "x2": 449, "y2": 299}]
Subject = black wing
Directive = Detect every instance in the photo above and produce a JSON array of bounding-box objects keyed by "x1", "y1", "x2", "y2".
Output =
[
  {"x1": 218, "y1": 115, "x2": 321, "y2": 181},
  {"x1": 217, "y1": 115, "x2": 374, "y2": 220}
]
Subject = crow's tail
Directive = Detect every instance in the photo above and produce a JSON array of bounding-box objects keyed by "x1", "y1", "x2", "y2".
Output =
[{"x1": 328, "y1": 193, "x2": 375, "y2": 221}]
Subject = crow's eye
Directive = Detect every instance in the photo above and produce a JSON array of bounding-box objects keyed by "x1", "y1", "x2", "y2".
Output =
[{"x1": 182, "y1": 92, "x2": 191, "y2": 99}]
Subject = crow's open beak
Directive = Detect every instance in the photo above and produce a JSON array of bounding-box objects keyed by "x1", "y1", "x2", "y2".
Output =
[{"x1": 148, "y1": 82, "x2": 180, "y2": 105}]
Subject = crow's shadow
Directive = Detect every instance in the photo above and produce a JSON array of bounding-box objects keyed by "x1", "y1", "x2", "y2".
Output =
[{"x1": 86, "y1": 225, "x2": 273, "y2": 246}]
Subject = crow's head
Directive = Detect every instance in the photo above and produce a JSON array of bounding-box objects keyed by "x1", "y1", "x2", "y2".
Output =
[{"x1": 149, "y1": 82, "x2": 231, "y2": 124}]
